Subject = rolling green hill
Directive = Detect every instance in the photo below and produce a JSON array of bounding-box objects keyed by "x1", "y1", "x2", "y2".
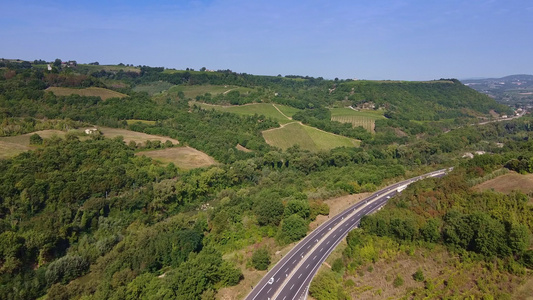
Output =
[
  {"x1": 0, "y1": 59, "x2": 529, "y2": 300},
  {"x1": 262, "y1": 122, "x2": 360, "y2": 151},
  {"x1": 193, "y1": 102, "x2": 299, "y2": 124}
]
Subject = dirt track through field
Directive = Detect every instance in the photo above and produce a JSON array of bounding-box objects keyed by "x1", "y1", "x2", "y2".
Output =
[{"x1": 272, "y1": 104, "x2": 292, "y2": 120}]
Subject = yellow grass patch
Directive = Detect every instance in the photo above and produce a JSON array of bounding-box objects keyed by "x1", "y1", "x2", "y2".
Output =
[
  {"x1": 0, "y1": 130, "x2": 71, "y2": 159},
  {"x1": 0, "y1": 140, "x2": 31, "y2": 159},
  {"x1": 473, "y1": 172, "x2": 533, "y2": 194},
  {"x1": 236, "y1": 144, "x2": 253, "y2": 152},
  {"x1": 136, "y1": 147, "x2": 216, "y2": 170},
  {"x1": 46, "y1": 87, "x2": 127, "y2": 100},
  {"x1": 125, "y1": 119, "x2": 157, "y2": 125},
  {"x1": 96, "y1": 127, "x2": 179, "y2": 146}
]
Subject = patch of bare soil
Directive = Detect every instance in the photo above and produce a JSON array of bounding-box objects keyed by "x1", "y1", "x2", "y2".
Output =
[
  {"x1": 513, "y1": 275, "x2": 533, "y2": 300},
  {"x1": 394, "y1": 128, "x2": 408, "y2": 137},
  {"x1": 236, "y1": 144, "x2": 253, "y2": 152}
]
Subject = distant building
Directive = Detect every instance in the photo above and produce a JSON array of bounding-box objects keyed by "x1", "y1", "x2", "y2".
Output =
[{"x1": 85, "y1": 128, "x2": 98, "y2": 135}]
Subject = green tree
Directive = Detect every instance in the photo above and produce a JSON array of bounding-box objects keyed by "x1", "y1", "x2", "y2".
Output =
[
  {"x1": 393, "y1": 274, "x2": 404, "y2": 287},
  {"x1": 29, "y1": 133, "x2": 43, "y2": 145},
  {"x1": 420, "y1": 218, "x2": 441, "y2": 243},
  {"x1": 251, "y1": 247, "x2": 271, "y2": 270},
  {"x1": 254, "y1": 198, "x2": 284, "y2": 226},
  {"x1": 309, "y1": 270, "x2": 347, "y2": 300},
  {"x1": 413, "y1": 268, "x2": 424, "y2": 282},
  {"x1": 284, "y1": 200, "x2": 310, "y2": 219},
  {"x1": 508, "y1": 223, "x2": 530, "y2": 254},
  {"x1": 45, "y1": 255, "x2": 89, "y2": 285},
  {"x1": 279, "y1": 214, "x2": 308, "y2": 244}
]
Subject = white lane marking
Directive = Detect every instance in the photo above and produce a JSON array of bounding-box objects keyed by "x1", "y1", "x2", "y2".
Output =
[
  {"x1": 306, "y1": 263, "x2": 310, "y2": 269},
  {"x1": 313, "y1": 255, "x2": 317, "y2": 260},
  {"x1": 290, "y1": 284, "x2": 294, "y2": 290},
  {"x1": 333, "y1": 234, "x2": 337, "y2": 238},
  {"x1": 276, "y1": 278, "x2": 280, "y2": 282},
  {"x1": 320, "y1": 247, "x2": 323, "y2": 252},
  {"x1": 326, "y1": 241, "x2": 330, "y2": 245},
  {"x1": 298, "y1": 273, "x2": 302, "y2": 279},
  {"x1": 307, "y1": 245, "x2": 311, "y2": 249},
  {"x1": 267, "y1": 287, "x2": 272, "y2": 293},
  {"x1": 293, "y1": 259, "x2": 296, "y2": 264}
]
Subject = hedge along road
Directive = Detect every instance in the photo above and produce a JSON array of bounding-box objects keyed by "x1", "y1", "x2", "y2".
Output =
[{"x1": 245, "y1": 168, "x2": 451, "y2": 300}]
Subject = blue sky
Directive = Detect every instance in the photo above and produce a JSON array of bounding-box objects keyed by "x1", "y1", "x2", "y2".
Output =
[{"x1": 1, "y1": 0, "x2": 532, "y2": 80}]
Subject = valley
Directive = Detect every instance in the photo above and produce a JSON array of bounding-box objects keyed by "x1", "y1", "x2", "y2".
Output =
[{"x1": 0, "y1": 59, "x2": 531, "y2": 300}]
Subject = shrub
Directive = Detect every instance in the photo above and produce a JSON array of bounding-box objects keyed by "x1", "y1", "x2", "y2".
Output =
[
  {"x1": 45, "y1": 255, "x2": 89, "y2": 285},
  {"x1": 393, "y1": 274, "x2": 404, "y2": 288},
  {"x1": 251, "y1": 247, "x2": 271, "y2": 271},
  {"x1": 332, "y1": 258, "x2": 344, "y2": 273},
  {"x1": 278, "y1": 214, "x2": 308, "y2": 244},
  {"x1": 413, "y1": 268, "x2": 425, "y2": 282},
  {"x1": 29, "y1": 133, "x2": 43, "y2": 145}
]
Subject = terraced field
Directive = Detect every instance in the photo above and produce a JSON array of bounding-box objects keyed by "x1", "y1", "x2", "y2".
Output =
[
  {"x1": 194, "y1": 102, "x2": 299, "y2": 124},
  {"x1": 46, "y1": 87, "x2": 127, "y2": 100},
  {"x1": 330, "y1": 108, "x2": 385, "y2": 133},
  {"x1": 262, "y1": 122, "x2": 359, "y2": 151}
]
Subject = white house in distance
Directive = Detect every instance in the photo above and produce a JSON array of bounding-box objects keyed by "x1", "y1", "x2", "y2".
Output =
[{"x1": 85, "y1": 128, "x2": 98, "y2": 135}]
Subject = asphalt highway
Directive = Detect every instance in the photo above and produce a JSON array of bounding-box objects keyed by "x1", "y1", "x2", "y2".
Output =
[{"x1": 245, "y1": 169, "x2": 450, "y2": 300}]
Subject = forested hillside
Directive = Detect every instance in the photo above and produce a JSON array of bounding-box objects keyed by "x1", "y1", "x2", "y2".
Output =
[{"x1": 0, "y1": 59, "x2": 530, "y2": 300}]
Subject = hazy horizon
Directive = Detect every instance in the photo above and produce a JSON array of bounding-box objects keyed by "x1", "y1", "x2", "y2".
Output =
[{"x1": 1, "y1": 0, "x2": 532, "y2": 81}]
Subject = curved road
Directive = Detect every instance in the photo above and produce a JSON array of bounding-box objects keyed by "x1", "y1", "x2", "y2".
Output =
[{"x1": 245, "y1": 169, "x2": 451, "y2": 300}]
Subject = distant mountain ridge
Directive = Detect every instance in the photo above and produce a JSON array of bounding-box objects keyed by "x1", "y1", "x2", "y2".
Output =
[
  {"x1": 461, "y1": 74, "x2": 533, "y2": 105},
  {"x1": 461, "y1": 74, "x2": 533, "y2": 81}
]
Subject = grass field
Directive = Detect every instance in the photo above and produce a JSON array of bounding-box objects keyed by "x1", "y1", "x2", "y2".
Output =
[
  {"x1": 330, "y1": 108, "x2": 385, "y2": 133},
  {"x1": 79, "y1": 64, "x2": 141, "y2": 73},
  {"x1": 168, "y1": 85, "x2": 254, "y2": 100},
  {"x1": 262, "y1": 122, "x2": 359, "y2": 151},
  {"x1": 136, "y1": 147, "x2": 216, "y2": 170},
  {"x1": 194, "y1": 102, "x2": 299, "y2": 124},
  {"x1": 473, "y1": 172, "x2": 533, "y2": 195},
  {"x1": 132, "y1": 81, "x2": 174, "y2": 95},
  {"x1": 0, "y1": 141, "x2": 31, "y2": 159},
  {"x1": 46, "y1": 87, "x2": 127, "y2": 100},
  {"x1": 0, "y1": 130, "x2": 70, "y2": 159},
  {"x1": 126, "y1": 119, "x2": 157, "y2": 125},
  {"x1": 97, "y1": 127, "x2": 179, "y2": 146}
]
